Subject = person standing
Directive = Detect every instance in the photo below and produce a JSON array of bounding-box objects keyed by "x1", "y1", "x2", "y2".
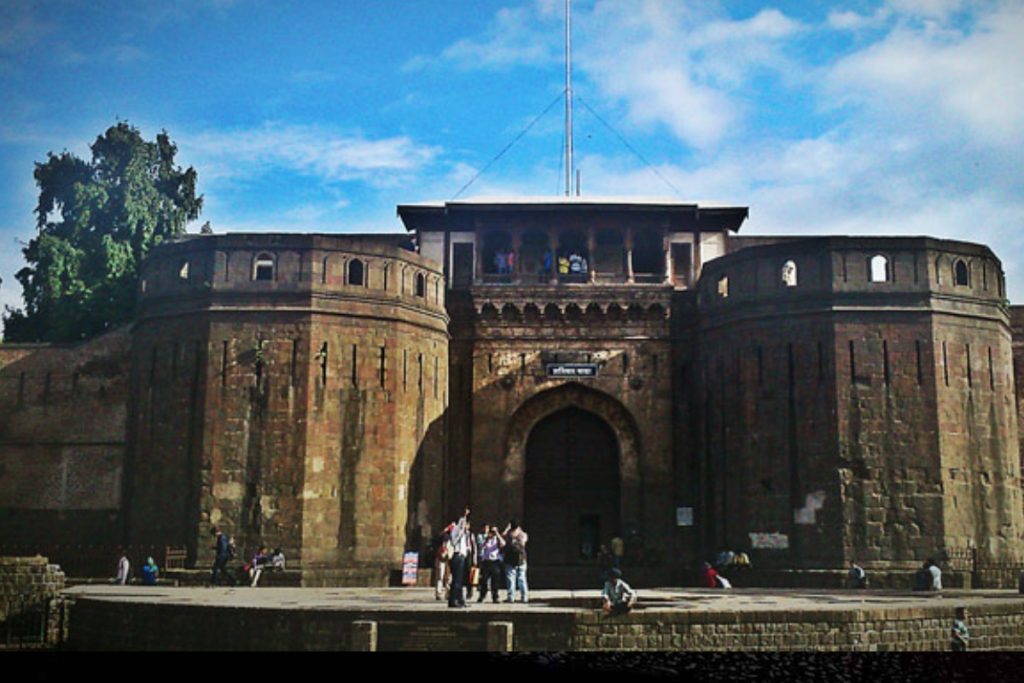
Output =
[
  {"x1": 477, "y1": 524, "x2": 505, "y2": 603},
  {"x1": 502, "y1": 520, "x2": 529, "y2": 603},
  {"x1": 115, "y1": 548, "x2": 131, "y2": 585},
  {"x1": 434, "y1": 524, "x2": 453, "y2": 601},
  {"x1": 950, "y1": 607, "x2": 969, "y2": 652},
  {"x1": 927, "y1": 558, "x2": 943, "y2": 591},
  {"x1": 210, "y1": 526, "x2": 236, "y2": 586},
  {"x1": 447, "y1": 506, "x2": 471, "y2": 608},
  {"x1": 700, "y1": 561, "x2": 719, "y2": 588}
]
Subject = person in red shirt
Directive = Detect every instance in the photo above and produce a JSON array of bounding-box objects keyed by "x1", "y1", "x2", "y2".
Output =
[{"x1": 701, "y1": 561, "x2": 720, "y2": 588}]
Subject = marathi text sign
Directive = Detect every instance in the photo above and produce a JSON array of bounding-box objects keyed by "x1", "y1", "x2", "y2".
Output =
[{"x1": 546, "y1": 363, "x2": 598, "y2": 378}]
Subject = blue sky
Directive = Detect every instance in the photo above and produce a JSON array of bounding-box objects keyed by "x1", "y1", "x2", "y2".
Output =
[{"x1": 2, "y1": 0, "x2": 1023, "y2": 315}]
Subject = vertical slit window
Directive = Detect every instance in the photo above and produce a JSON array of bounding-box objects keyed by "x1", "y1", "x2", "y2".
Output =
[
  {"x1": 221, "y1": 341, "x2": 228, "y2": 386},
  {"x1": 351, "y1": 344, "x2": 358, "y2": 388},
  {"x1": 841, "y1": 253, "x2": 848, "y2": 282},
  {"x1": 849, "y1": 340, "x2": 856, "y2": 384},
  {"x1": 418, "y1": 353, "x2": 423, "y2": 395},
  {"x1": 434, "y1": 356, "x2": 439, "y2": 398},
  {"x1": 291, "y1": 340, "x2": 299, "y2": 385},
  {"x1": 883, "y1": 341, "x2": 890, "y2": 386},
  {"x1": 319, "y1": 342, "x2": 328, "y2": 386},
  {"x1": 966, "y1": 343, "x2": 972, "y2": 387},
  {"x1": 943, "y1": 341, "x2": 949, "y2": 386},
  {"x1": 403, "y1": 350, "x2": 408, "y2": 391},
  {"x1": 988, "y1": 347, "x2": 995, "y2": 390},
  {"x1": 379, "y1": 346, "x2": 387, "y2": 388},
  {"x1": 916, "y1": 341, "x2": 924, "y2": 386}
]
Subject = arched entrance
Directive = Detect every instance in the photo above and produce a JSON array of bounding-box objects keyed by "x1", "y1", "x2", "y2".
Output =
[{"x1": 524, "y1": 407, "x2": 621, "y2": 566}]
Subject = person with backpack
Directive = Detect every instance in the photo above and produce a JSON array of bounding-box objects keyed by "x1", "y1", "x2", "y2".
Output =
[
  {"x1": 502, "y1": 519, "x2": 529, "y2": 603},
  {"x1": 211, "y1": 526, "x2": 237, "y2": 586}
]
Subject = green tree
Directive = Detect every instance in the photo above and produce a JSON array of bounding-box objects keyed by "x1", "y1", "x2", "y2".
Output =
[{"x1": 3, "y1": 123, "x2": 202, "y2": 342}]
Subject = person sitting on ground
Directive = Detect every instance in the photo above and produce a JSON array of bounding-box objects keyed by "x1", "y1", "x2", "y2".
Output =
[
  {"x1": 142, "y1": 556, "x2": 159, "y2": 586},
  {"x1": 950, "y1": 607, "x2": 969, "y2": 652},
  {"x1": 249, "y1": 546, "x2": 269, "y2": 587},
  {"x1": 269, "y1": 548, "x2": 286, "y2": 570},
  {"x1": 733, "y1": 551, "x2": 751, "y2": 570},
  {"x1": 848, "y1": 561, "x2": 867, "y2": 589},
  {"x1": 714, "y1": 549, "x2": 735, "y2": 570},
  {"x1": 602, "y1": 568, "x2": 637, "y2": 616},
  {"x1": 700, "y1": 561, "x2": 720, "y2": 588}
]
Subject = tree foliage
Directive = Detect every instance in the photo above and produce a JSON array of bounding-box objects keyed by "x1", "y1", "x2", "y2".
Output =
[{"x1": 3, "y1": 123, "x2": 202, "y2": 342}]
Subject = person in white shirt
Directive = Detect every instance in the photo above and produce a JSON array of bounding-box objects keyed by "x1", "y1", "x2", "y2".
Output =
[
  {"x1": 927, "y1": 559, "x2": 943, "y2": 591},
  {"x1": 115, "y1": 549, "x2": 130, "y2": 585},
  {"x1": 602, "y1": 568, "x2": 637, "y2": 615}
]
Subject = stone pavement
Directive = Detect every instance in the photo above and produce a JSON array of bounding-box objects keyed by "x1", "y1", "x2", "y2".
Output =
[{"x1": 60, "y1": 584, "x2": 1022, "y2": 613}]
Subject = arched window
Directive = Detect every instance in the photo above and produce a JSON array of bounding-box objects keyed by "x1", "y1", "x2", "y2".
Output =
[
  {"x1": 415, "y1": 273, "x2": 426, "y2": 297},
  {"x1": 781, "y1": 260, "x2": 797, "y2": 287},
  {"x1": 953, "y1": 259, "x2": 969, "y2": 286},
  {"x1": 253, "y1": 253, "x2": 275, "y2": 281},
  {"x1": 178, "y1": 261, "x2": 190, "y2": 281},
  {"x1": 348, "y1": 259, "x2": 365, "y2": 286},
  {"x1": 717, "y1": 275, "x2": 729, "y2": 298},
  {"x1": 869, "y1": 255, "x2": 889, "y2": 283}
]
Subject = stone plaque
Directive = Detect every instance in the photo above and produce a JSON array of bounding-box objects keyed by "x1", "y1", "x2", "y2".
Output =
[{"x1": 377, "y1": 621, "x2": 486, "y2": 651}]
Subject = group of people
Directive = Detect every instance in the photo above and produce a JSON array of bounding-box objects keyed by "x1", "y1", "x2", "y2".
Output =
[
  {"x1": 113, "y1": 549, "x2": 160, "y2": 586},
  {"x1": 492, "y1": 250, "x2": 516, "y2": 274},
  {"x1": 433, "y1": 507, "x2": 529, "y2": 609},
  {"x1": 210, "y1": 527, "x2": 285, "y2": 587},
  {"x1": 557, "y1": 252, "x2": 588, "y2": 276}
]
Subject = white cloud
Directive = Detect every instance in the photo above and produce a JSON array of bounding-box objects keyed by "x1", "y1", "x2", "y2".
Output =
[
  {"x1": 182, "y1": 123, "x2": 442, "y2": 187},
  {"x1": 406, "y1": 3, "x2": 559, "y2": 72},
  {"x1": 827, "y1": 1, "x2": 1024, "y2": 146}
]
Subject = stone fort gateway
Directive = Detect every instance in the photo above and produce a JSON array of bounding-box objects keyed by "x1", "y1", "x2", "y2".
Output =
[{"x1": 2, "y1": 196, "x2": 1024, "y2": 588}]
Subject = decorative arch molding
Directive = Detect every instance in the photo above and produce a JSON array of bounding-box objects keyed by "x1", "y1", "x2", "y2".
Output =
[{"x1": 501, "y1": 382, "x2": 644, "y2": 527}]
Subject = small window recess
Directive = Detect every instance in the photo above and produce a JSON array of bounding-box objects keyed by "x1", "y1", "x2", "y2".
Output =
[
  {"x1": 869, "y1": 255, "x2": 889, "y2": 283},
  {"x1": 781, "y1": 260, "x2": 797, "y2": 287},
  {"x1": 253, "y1": 253, "x2": 275, "y2": 281},
  {"x1": 717, "y1": 275, "x2": 729, "y2": 298}
]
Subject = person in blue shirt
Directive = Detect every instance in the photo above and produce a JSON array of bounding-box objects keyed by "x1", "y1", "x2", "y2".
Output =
[{"x1": 142, "y1": 557, "x2": 159, "y2": 586}]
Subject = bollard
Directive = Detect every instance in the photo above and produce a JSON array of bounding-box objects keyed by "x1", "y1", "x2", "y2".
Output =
[
  {"x1": 487, "y1": 621, "x2": 514, "y2": 652},
  {"x1": 351, "y1": 620, "x2": 378, "y2": 652}
]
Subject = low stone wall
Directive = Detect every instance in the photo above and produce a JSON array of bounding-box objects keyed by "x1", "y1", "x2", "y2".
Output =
[
  {"x1": 64, "y1": 594, "x2": 1024, "y2": 652},
  {"x1": 0, "y1": 556, "x2": 65, "y2": 647}
]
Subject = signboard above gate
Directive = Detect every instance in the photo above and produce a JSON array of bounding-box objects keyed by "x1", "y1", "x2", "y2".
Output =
[{"x1": 546, "y1": 363, "x2": 599, "y2": 378}]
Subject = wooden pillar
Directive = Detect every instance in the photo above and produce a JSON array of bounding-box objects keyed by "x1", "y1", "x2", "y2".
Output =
[
  {"x1": 511, "y1": 231, "x2": 522, "y2": 283},
  {"x1": 693, "y1": 230, "x2": 702, "y2": 281},
  {"x1": 625, "y1": 227, "x2": 635, "y2": 284},
  {"x1": 548, "y1": 231, "x2": 559, "y2": 285},
  {"x1": 587, "y1": 226, "x2": 597, "y2": 283},
  {"x1": 663, "y1": 229, "x2": 672, "y2": 285}
]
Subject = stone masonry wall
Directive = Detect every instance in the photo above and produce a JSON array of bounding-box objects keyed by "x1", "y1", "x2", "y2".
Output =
[
  {"x1": 0, "y1": 556, "x2": 65, "y2": 646},
  {"x1": 126, "y1": 234, "x2": 448, "y2": 581},
  {"x1": 0, "y1": 329, "x2": 129, "y2": 548},
  {"x1": 63, "y1": 596, "x2": 1024, "y2": 651},
  {"x1": 453, "y1": 286, "x2": 675, "y2": 583},
  {"x1": 697, "y1": 237, "x2": 1024, "y2": 571}
]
